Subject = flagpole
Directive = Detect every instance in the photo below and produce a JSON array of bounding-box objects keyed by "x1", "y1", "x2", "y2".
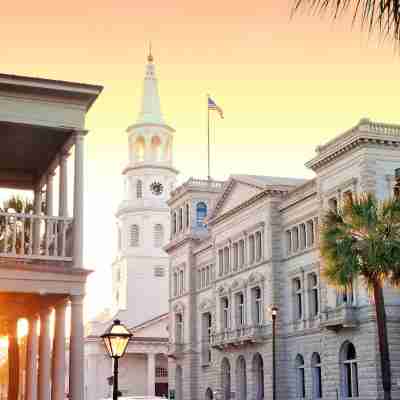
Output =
[{"x1": 207, "y1": 94, "x2": 211, "y2": 181}]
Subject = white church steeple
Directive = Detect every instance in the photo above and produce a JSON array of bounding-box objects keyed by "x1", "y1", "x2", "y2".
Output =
[
  {"x1": 136, "y1": 45, "x2": 164, "y2": 125},
  {"x1": 112, "y1": 50, "x2": 178, "y2": 328}
]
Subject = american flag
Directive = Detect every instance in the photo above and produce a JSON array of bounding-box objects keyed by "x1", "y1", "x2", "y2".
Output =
[{"x1": 208, "y1": 96, "x2": 224, "y2": 119}]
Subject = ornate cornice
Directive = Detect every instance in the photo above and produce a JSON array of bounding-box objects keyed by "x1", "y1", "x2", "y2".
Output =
[{"x1": 306, "y1": 119, "x2": 400, "y2": 172}]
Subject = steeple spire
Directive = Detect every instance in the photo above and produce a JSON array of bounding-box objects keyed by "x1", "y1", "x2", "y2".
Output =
[{"x1": 136, "y1": 46, "x2": 164, "y2": 125}]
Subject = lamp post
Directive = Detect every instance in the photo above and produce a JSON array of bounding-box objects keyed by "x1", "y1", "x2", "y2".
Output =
[
  {"x1": 270, "y1": 306, "x2": 278, "y2": 400},
  {"x1": 101, "y1": 319, "x2": 133, "y2": 400}
]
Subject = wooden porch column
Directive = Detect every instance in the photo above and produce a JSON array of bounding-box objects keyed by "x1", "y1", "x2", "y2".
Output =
[
  {"x1": 38, "y1": 309, "x2": 51, "y2": 400},
  {"x1": 46, "y1": 173, "x2": 54, "y2": 217},
  {"x1": 25, "y1": 315, "x2": 39, "y2": 400},
  {"x1": 73, "y1": 132, "x2": 85, "y2": 269},
  {"x1": 69, "y1": 295, "x2": 84, "y2": 400},
  {"x1": 59, "y1": 152, "x2": 69, "y2": 217},
  {"x1": 51, "y1": 301, "x2": 67, "y2": 400},
  {"x1": 8, "y1": 319, "x2": 19, "y2": 400},
  {"x1": 33, "y1": 188, "x2": 42, "y2": 255}
]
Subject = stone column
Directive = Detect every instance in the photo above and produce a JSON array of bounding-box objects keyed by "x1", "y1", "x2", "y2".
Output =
[
  {"x1": 38, "y1": 309, "x2": 51, "y2": 400},
  {"x1": 8, "y1": 319, "x2": 19, "y2": 400},
  {"x1": 69, "y1": 295, "x2": 84, "y2": 400},
  {"x1": 59, "y1": 152, "x2": 69, "y2": 217},
  {"x1": 52, "y1": 301, "x2": 67, "y2": 400},
  {"x1": 25, "y1": 316, "x2": 39, "y2": 400},
  {"x1": 33, "y1": 188, "x2": 42, "y2": 255},
  {"x1": 73, "y1": 132, "x2": 85, "y2": 268},
  {"x1": 147, "y1": 353, "x2": 155, "y2": 396}
]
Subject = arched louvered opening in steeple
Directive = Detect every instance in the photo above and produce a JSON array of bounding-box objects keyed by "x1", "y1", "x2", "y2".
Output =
[
  {"x1": 151, "y1": 135, "x2": 162, "y2": 162},
  {"x1": 135, "y1": 136, "x2": 145, "y2": 162}
]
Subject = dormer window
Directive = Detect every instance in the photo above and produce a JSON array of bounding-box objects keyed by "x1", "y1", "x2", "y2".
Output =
[{"x1": 196, "y1": 202, "x2": 207, "y2": 227}]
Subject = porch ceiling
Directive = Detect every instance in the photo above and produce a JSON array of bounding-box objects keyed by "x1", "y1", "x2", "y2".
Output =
[
  {"x1": 0, "y1": 292, "x2": 67, "y2": 321},
  {"x1": 0, "y1": 121, "x2": 72, "y2": 190}
]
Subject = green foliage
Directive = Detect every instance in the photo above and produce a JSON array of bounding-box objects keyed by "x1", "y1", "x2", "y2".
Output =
[
  {"x1": 321, "y1": 193, "x2": 400, "y2": 293},
  {"x1": 292, "y1": 0, "x2": 400, "y2": 44}
]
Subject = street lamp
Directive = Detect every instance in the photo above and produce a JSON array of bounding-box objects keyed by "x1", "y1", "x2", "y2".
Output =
[
  {"x1": 270, "y1": 306, "x2": 278, "y2": 400},
  {"x1": 101, "y1": 319, "x2": 133, "y2": 400}
]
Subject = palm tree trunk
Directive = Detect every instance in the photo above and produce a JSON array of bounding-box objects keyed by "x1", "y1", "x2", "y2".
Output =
[{"x1": 373, "y1": 280, "x2": 392, "y2": 400}]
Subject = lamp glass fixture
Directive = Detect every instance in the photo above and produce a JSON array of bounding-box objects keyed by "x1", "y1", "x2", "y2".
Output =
[{"x1": 101, "y1": 319, "x2": 132, "y2": 358}]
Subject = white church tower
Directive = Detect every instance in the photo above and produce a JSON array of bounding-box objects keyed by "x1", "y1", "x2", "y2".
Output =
[{"x1": 112, "y1": 49, "x2": 178, "y2": 327}]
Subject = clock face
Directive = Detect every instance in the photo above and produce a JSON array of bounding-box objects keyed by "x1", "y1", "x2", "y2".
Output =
[{"x1": 150, "y1": 181, "x2": 164, "y2": 195}]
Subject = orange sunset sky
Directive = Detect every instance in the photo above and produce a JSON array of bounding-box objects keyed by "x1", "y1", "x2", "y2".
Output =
[{"x1": 1, "y1": 0, "x2": 400, "y2": 320}]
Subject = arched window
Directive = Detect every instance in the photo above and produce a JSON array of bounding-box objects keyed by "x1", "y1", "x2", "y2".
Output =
[
  {"x1": 136, "y1": 180, "x2": 143, "y2": 199},
  {"x1": 255, "y1": 231, "x2": 262, "y2": 261},
  {"x1": 235, "y1": 292, "x2": 245, "y2": 327},
  {"x1": 221, "y1": 297, "x2": 229, "y2": 330},
  {"x1": 253, "y1": 353, "x2": 264, "y2": 400},
  {"x1": 151, "y1": 135, "x2": 162, "y2": 161},
  {"x1": 154, "y1": 224, "x2": 164, "y2": 248},
  {"x1": 196, "y1": 202, "x2": 207, "y2": 227},
  {"x1": 311, "y1": 352, "x2": 322, "y2": 399},
  {"x1": 129, "y1": 225, "x2": 139, "y2": 247},
  {"x1": 176, "y1": 366, "x2": 183, "y2": 400},
  {"x1": 341, "y1": 341, "x2": 359, "y2": 398},
  {"x1": 221, "y1": 358, "x2": 231, "y2": 400},
  {"x1": 295, "y1": 354, "x2": 305, "y2": 399},
  {"x1": 205, "y1": 388, "x2": 213, "y2": 400},
  {"x1": 135, "y1": 136, "x2": 145, "y2": 162},
  {"x1": 236, "y1": 356, "x2": 247, "y2": 400}
]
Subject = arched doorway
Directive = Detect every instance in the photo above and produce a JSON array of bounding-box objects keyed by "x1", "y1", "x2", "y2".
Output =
[
  {"x1": 236, "y1": 356, "x2": 247, "y2": 400},
  {"x1": 253, "y1": 353, "x2": 264, "y2": 400},
  {"x1": 221, "y1": 358, "x2": 231, "y2": 400}
]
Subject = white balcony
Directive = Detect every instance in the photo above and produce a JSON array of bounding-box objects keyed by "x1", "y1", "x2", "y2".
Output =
[
  {"x1": 0, "y1": 212, "x2": 73, "y2": 261},
  {"x1": 211, "y1": 325, "x2": 271, "y2": 349}
]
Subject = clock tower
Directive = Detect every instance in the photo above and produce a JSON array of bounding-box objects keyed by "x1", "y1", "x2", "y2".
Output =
[{"x1": 112, "y1": 50, "x2": 178, "y2": 327}]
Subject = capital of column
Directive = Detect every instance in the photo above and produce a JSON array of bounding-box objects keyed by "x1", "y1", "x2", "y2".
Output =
[
  {"x1": 74, "y1": 129, "x2": 88, "y2": 138},
  {"x1": 70, "y1": 294, "x2": 85, "y2": 306}
]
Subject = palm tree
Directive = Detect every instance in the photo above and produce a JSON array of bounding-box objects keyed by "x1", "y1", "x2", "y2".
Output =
[
  {"x1": 321, "y1": 193, "x2": 400, "y2": 400},
  {"x1": 292, "y1": 1, "x2": 400, "y2": 44}
]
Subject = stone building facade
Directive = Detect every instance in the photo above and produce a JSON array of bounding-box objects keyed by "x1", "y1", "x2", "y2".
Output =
[{"x1": 165, "y1": 119, "x2": 400, "y2": 400}]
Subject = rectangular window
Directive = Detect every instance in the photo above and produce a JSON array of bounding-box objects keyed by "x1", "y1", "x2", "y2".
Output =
[
  {"x1": 252, "y1": 287, "x2": 262, "y2": 325},
  {"x1": 173, "y1": 272, "x2": 178, "y2": 297},
  {"x1": 306, "y1": 220, "x2": 315, "y2": 247},
  {"x1": 221, "y1": 297, "x2": 229, "y2": 330},
  {"x1": 255, "y1": 231, "x2": 262, "y2": 261},
  {"x1": 206, "y1": 266, "x2": 210, "y2": 286},
  {"x1": 293, "y1": 278, "x2": 303, "y2": 320},
  {"x1": 235, "y1": 293, "x2": 245, "y2": 327},
  {"x1": 202, "y1": 312, "x2": 212, "y2": 364},
  {"x1": 239, "y1": 239, "x2": 245, "y2": 267},
  {"x1": 308, "y1": 273, "x2": 319, "y2": 317},
  {"x1": 233, "y1": 242, "x2": 239, "y2": 270},
  {"x1": 292, "y1": 227, "x2": 299, "y2": 252},
  {"x1": 218, "y1": 249, "x2": 224, "y2": 276},
  {"x1": 224, "y1": 247, "x2": 230, "y2": 274},
  {"x1": 286, "y1": 230, "x2": 292, "y2": 255},
  {"x1": 176, "y1": 313, "x2": 183, "y2": 343},
  {"x1": 299, "y1": 224, "x2": 306, "y2": 250},
  {"x1": 249, "y1": 235, "x2": 255, "y2": 264},
  {"x1": 179, "y1": 270, "x2": 184, "y2": 295}
]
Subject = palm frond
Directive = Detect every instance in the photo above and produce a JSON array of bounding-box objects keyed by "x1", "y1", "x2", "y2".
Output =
[{"x1": 292, "y1": 0, "x2": 400, "y2": 43}]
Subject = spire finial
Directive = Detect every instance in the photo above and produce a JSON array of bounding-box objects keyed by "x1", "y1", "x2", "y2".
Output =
[{"x1": 148, "y1": 41, "x2": 153, "y2": 63}]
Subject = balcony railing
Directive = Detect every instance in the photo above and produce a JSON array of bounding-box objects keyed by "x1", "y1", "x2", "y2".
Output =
[
  {"x1": 321, "y1": 304, "x2": 358, "y2": 332},
  {"x1": 211, "y1": 325, "x2": 270, "y2": 349},
  {"x1": 0, "y1": 212, "x2": 73, "y2": 261}
]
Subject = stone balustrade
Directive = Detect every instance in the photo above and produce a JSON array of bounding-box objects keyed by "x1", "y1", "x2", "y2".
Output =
[
  {"x1": 211, "y1": 324, "x2": 271, "y2": 349},
  {"x1": 321, "y1": 304, "x2": 358, "y2": 332},
  {"x1": 0, "y1": 211, "x2": 73, "y2": 261}
]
